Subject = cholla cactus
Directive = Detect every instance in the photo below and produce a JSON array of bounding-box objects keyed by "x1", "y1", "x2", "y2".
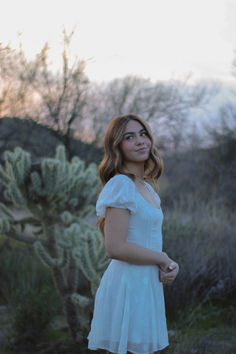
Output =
[{"x1": 0, "y1": 145, "x2": 109, "y2": 342}]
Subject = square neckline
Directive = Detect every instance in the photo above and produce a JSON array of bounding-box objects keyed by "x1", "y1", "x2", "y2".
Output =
[
  {"x1": 142, "y1": 181, "x2": 161, "y2": 210},
  {"x1": 117, "y1": 174, "x2": 161, "y2": 210}
]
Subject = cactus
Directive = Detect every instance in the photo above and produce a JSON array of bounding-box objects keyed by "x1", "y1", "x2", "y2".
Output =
[{"x1": 0, "y1": 145, "x2": 110, "y2": 342}]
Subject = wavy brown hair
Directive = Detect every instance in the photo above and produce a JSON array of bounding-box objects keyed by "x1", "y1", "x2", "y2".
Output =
[{"x1": 97, "y1": 113, "x2": 164, "y2": 236}]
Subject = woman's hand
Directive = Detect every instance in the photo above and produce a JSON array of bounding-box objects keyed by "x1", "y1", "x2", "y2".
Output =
[
  {"x1": 159, "y1": 252, "x2": 174, "y2": 272},
  {"x1": 159, "y1": 261, "x2": 179, "y2": 284}
]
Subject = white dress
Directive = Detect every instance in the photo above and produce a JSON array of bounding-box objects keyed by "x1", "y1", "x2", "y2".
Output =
[{"x1": 87, "y1": 174, "x2": 169, "y2": 354}]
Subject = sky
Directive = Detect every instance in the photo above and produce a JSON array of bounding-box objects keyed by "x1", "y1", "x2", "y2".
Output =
[{"x1": 1, "y1": 0, "x2": 236, "y2": 84}]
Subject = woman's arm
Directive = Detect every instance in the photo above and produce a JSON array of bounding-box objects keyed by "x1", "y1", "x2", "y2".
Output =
[{"x1": 104, "y1": 207, "x2": 172, "y2": 269}]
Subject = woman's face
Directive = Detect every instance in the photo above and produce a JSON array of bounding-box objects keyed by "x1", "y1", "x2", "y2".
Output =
[{"x1": 120, "y1": 120, "x2": 151, "y2": 164}]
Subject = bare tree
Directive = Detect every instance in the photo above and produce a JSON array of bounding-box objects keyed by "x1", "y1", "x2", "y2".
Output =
[
  {"x1": 84, "y1": 75, "x2": 214, "y2": 149},
  {"x1": 0, "y1": 41, "x2": 33, "y2": 117},
  {"x1": 24, "y1": 29, "x2": 89, "y2": 142},
  {"x1": 0, "y1": 30, "x2": 89, "y2": 153}
]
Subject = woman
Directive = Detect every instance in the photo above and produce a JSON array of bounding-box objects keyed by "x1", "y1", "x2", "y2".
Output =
[{"x1": 88, "y1": 114, "x2": 179, "y2": 354}]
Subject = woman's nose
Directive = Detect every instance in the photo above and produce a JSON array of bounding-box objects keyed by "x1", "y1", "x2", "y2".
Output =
[{"x1": 136, "y1": 135, "x2": 144, "y2": 144}]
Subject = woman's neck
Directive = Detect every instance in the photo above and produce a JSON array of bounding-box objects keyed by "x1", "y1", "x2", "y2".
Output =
[{"x1": 123, "y1": 162, "x2": 145, "y2": 179}]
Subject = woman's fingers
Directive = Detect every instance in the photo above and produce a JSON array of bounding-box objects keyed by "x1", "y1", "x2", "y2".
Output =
[
  {"x1": 159, "y1": 266, "x2": 179, "y2": 284},
  {"x1": 159, "y1": 269, "x2": 172, "y2": 283},
  {"x1": 168, "y1": 261, "x2": 179, "y2": 271},
  {"x1": 161, "y1": 260, "x2": 179, "y2": 273},
  {"x1": 159, "y1": 270, "x2": 165, "y2": 282},
  {"x1": 159, "y1": 259, "x2": 179, "y2": 284}
]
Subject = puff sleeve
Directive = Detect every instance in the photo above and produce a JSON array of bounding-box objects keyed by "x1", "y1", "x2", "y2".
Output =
[{"x1": 96, "y1": 175, "x2": 137, "y2": 217}]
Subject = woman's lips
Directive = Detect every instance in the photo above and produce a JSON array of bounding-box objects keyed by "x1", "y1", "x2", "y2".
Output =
[{"x1": 136, "y1": 147, "x2": 147, "y2": 153}]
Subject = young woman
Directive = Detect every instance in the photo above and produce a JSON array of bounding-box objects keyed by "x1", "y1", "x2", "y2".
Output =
[{"x1": 87, "y1": 114, "x2": 179, "y2": 354}]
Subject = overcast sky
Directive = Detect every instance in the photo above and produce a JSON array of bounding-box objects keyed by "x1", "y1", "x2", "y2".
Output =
[{"x1": 1, "y1": 0, "x2": 236, "y2": 84}]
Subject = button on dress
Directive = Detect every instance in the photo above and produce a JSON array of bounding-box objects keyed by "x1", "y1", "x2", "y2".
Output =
[{"x1": 87, "y1": 174, "x2": 169, "y2": 354}]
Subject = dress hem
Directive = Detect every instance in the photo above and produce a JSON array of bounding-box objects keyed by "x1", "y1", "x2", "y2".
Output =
[{"x1": 88, "y1": 342, "x2": 169, "y2": 354}]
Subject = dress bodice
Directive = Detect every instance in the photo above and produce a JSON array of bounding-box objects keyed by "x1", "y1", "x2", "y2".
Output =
[{"x1": 96, "y1": 174, "x2": 164, "y2": 252}]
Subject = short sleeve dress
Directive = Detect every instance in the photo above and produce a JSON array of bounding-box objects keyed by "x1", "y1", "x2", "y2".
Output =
[{"x1": 87, "y1": 174, "x2": 169, "y2": 354}]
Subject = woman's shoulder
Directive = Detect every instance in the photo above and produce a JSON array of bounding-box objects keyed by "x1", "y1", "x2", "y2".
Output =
[
  {"x1": 96, "y1": 174, "x2": 136, "y2": 217},
  {"x1": 101, "y1": 174, "x2": 135, "y2": 195},
  {"x1": 108, "y1": 173, "x2": 134, "y2": 185}
]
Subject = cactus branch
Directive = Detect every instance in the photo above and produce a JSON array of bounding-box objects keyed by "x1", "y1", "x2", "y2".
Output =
[{"x1": 3, "y1": 230, "x2": 46, "y2": 245}]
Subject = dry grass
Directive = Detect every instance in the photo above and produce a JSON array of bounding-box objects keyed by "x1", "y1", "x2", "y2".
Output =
[
  {"x1": 165, "y1": 327, "x2": 236, "y2": 354},
  {"x1": 162, "y1": 196, "x2": 236, "y2": 320}
]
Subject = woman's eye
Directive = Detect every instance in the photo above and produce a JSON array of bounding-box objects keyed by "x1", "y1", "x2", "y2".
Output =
[
  {"x1": 126, "y1": 135, "x2": 133, "y2": 140},
  {"x1": 141, "y1": 132, "x2": 147, "y2": 136}
]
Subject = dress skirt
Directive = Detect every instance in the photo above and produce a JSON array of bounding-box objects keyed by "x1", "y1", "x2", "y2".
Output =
[{"x1": 87, "y1": 260, "x2": 169, "y2": 354}]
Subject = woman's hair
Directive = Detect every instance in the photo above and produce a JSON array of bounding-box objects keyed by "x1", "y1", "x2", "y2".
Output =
[{"x1": 97, "y1": 113, "x2": 164, "y2": 236}]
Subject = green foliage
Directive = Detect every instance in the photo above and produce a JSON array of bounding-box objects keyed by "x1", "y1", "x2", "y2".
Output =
[
  {"x1": 0, "y1": 217, "x2": 10, "y2": 233},
  {"x1": 167, "y1": 300, "x2": 236, "y2": 354},
  {"x1": 0, "y1": 165, "x2": 11, "y2": 186},
  {"x1": 0, "y1": 242, "x2": 62, "y2": 351},
  {"x1": 61, "y1": 210, "x2": 73, "y2": 225},
  {"x1": 0, "y1": 145, "x2": 109, "y2": 343},
  {"x1": 0, "y1": 144, "x2": 99, "y2": 212},
  {"x1": 71, "y1": 293, "x2": 93, "y2": 308},
  {"x1": 0, "y1": 202, "x2": 14, "y2": 221},
  {"x1": 10, "y1": 287, "x2": 59, "y2": 347},
  {"x1": 34, "y1": 240, "x2": 70, "y2": 268},
  {"x1": 71, "y1": 222, "x2": 110, "y2": 296},
  {"x1": 0, "y1": 241, "x2": 61, "y2": 306},
  {"x1": 0, "y1": 245, "x2": 61, "y2": 352},
  {"x1": 8, "y1": 181, "x2": 27, "y2": 206}
]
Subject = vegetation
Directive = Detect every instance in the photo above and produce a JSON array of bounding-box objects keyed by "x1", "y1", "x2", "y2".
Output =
[
  {"x1": 0, "y1": 29, "x2": 89, "y2": 144},
  {"x1": 0, "y1": 145, "x2": 109, "y2": 347},
  {"x1": 0, "y1": 116, "x2": 103, "y2": 166},
  {"x1": 0, "y1": 241, "x2": 62, "y2": 351},
  {"x1": 162, "y1": 201, "x2": 236, "y2": 318},
  {"x1": 0, "y1": 31, "x2": 215, "y2": 148}
]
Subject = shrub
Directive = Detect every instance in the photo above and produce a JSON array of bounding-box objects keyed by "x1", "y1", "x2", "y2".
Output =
[
  {"x1": 10, "y1": 286, "x2": 59, "y2": 351},
  {"x1": 162, "y1": 198, "x2": 236, "y2": 321},
  {"x1": 0, "y1": 241, "x2": 62, "y2": 351}
]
